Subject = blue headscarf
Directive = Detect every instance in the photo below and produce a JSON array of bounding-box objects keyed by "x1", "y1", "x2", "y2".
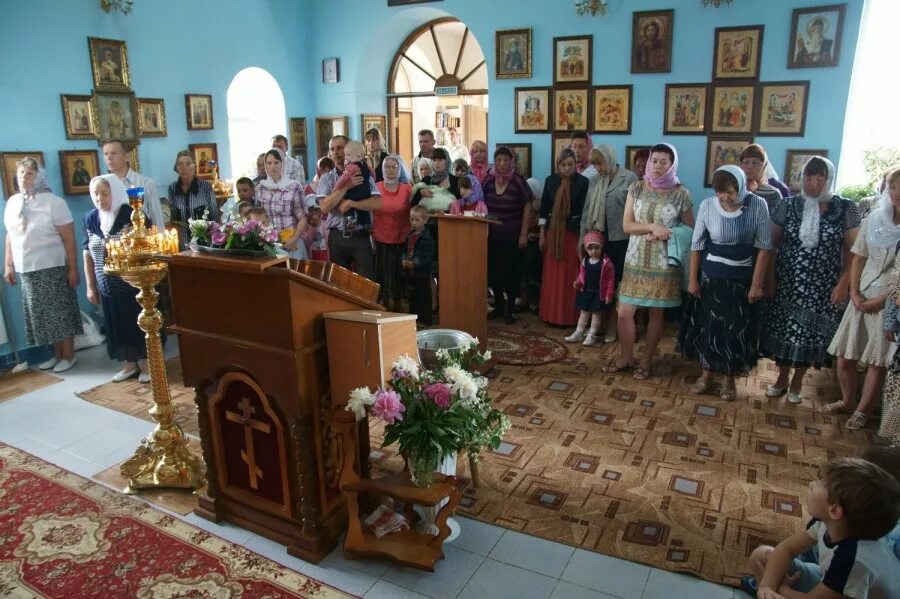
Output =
[{"x1": 381, "y1": 154, "x2": 411, "y2": 185}]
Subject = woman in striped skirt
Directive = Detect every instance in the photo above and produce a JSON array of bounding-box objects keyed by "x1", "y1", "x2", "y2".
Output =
[{"x1": 678, "y1": 165, "x2": 772, "y2": 400}]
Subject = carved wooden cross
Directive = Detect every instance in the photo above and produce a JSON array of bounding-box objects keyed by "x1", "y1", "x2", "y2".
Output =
[{"x1": 225, "y1": 397, "x2": 272, "y2": 490}]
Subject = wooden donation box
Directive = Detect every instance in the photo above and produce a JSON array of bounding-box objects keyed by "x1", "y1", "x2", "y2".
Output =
[
  {"x1": 323, "y1": 310, "x2": 419, "y2": 478},
  {"x1": 167, "y1": 255, "x2": 381, "y2": 563},
  {"x1": 433, "y1": 214, "x2": 490, "y2": 353}
]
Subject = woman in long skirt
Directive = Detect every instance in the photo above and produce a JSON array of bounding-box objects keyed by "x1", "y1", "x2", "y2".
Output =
[
  {"x1": 539, "y1": 149, "x2": 589, "y2": 326},
  {"x1": 678, "y1": 166, "x2": 772, "y2": 400}
]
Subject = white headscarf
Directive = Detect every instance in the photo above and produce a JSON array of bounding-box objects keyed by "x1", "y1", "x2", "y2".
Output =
[
  {"x1": 259, "y1": 148, "x2": 294, "y2": 190},
  {"x1": 798, "y1": 156, "x2": 836, "y2": 250},
  {"x1": 526, "y1": 177, "x2": 544, "y2": 211},
  {"x1": 381, "y1": 154, "x2": 411, "y2": 185},
  {"x1": 866, "y1": 187, "x2": 900, "y2": 249},
  {"x1": 713, "y1": 165, "x2": 750, "y2": 218},
  {"x1": 89, "y1": 174, "x2": 128, "y2": 235}
]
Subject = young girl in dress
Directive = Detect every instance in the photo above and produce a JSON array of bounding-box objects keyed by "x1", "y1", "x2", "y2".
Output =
[
  {"x1": 565, "y1": 231, "x2": 616, "y2": 346},
  {"x1": 449, "y1": 175, "x2": 488, "y2": 216}
]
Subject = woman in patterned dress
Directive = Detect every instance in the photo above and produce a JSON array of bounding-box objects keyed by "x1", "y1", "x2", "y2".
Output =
[
  {"x1": 604, "y1": 143, "x2": 694, "y2": 380},
  {"x1": 878, "y1": 258, "x2": 900, "y2": 446},
  {"x1": 760, "y1": 156, "x2": 860, "y2": 404}
]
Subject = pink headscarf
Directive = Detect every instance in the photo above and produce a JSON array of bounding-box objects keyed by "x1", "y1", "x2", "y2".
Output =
[
  {"x1": 469, "y1": 140, "x2": 490, "y2": 184},
  {"x1": 492, "y1": 146, "x2": 517, "y2": 187},
  {"x1": 643, "y1": 143, "x2": 680, "y2": 189}
]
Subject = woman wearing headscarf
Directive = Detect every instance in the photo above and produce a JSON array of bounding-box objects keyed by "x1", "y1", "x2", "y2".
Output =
[
  {"x1": 255, "y1": 147, "x2": 308, "y2": 258},
  {"x1": 83, "y1": 175, "x2": 158, "y2": 383},
  {"x1": 605, "y1": 143, "x2": 694, "y2": 380},
  {"x1": 539, "y1": 148, "x2": 589, "y2": 326},
  {"x1": 761, "y1": 156, "x2": 860, "y2": 404},
  {"x1": 678, "y1": 166, "x2": 772, "y2": 400},
  {"x1": 365, "y1": 128, "x2": 389, "y2": 183},
  {"x1": 3, "y1": 157, "x2": 82, "y2": 373},
  {"x1": 373, "y1": 155, "x2": 412, "y2": 311},
  {"x1": 739, "y1": 144, "x2": 783, "y2": 214},
  {"x1": 824, "y1": 167, "x2": 900, "y2": 429},
  {"x1": 468, "y1": 140, "x2": 491, "y2": 185},
  {"x1": 484, "y1": 146, "x2": 532, "y2": 323},
  {"x1": 167, "y1": 150, "x2": 219, "y2": 250},
  {"x1": 582, "y1": 145, "x2": 639, "y2": 341}
]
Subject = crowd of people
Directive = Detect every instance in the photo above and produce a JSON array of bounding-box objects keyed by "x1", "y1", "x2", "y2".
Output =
[
  {"x1": 4, "y1": 129, "x2": 900, "y2": 449},
  {"x1": 3, "y1": 127, "x2": 900, "y2": 597}
]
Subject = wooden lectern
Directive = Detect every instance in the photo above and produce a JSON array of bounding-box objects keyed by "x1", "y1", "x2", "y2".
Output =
[
  {"x1": 167, "y1": 254, "x2": 380, "y2": 563},
  {"x1": 433, "y1": 214, "x2": 491, "y2": 353}
]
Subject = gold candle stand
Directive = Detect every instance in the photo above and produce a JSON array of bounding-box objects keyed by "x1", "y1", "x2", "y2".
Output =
[{"x1": 103, "y1": 186, "x2": 204, "y2": 493}]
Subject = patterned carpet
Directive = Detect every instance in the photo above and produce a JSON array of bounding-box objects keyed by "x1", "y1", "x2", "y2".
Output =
[
  {"x1": 76, "y1": 359, "x2": 200, "y2": 438},
  {"x1": 370, "y1": 313, "x2": 876, "y2": 587},
  {"x1": 0, "y1": 443, "x2": 353, "y2": 598},
  {"x1": 487, "y1": 327, "x2": 568, "y2": 366},
  {"x1": 0, "y1": 370, "x2": 62, "y2": 403}
]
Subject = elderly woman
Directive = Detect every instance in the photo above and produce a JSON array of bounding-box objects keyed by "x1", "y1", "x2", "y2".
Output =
[
  {"x1": 739, "y1": 144, "x2": 783, "y2": 213},
  {"x1": 605, "y1": 143, "x2": 694, "y2": 380},
  {"x1": 824, "y1": 167, "x2": 900, "y2": 429},
  {"x1": 468, "y1": 140, "x2": 491, "y2": 185},
  {"x1": 83, "y1": 175, "x2": 160, "y2": 383},
  {"x1": 167, "y1": 150, "x2": 219, "y2": 250},
  {"x1": 255, "y1": 148, "x2": 308, "y2": 258},
  {"x1": 761, "y1": 157, "x2": 860, "y2": 404},
  {"x1": 373, "y1": 155, "x2": 412, "y2": 311},
  {"x1": 3, "y1": 158, "x2": 82, "y2": 373},
  {"x1": 678, "y1": 166, "x2": 771, "y2": 400},
  {"x1": 484, "y1": 146, "x2": 533, "y2": 323},
  {"x1": 365, "y1": 128, "x2": 389, "y2": 183},
  {"x1": 539, "y1": 148, "x2": 589, "y2": 326},
  {"x1": 581, "y1": 144, "x2": 639, "y2": 341}
]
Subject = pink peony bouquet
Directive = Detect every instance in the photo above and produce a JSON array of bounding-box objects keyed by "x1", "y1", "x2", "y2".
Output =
[
  {"x1": 189, "y1": 212, "x2": 280, "y2": 256},
  {"x1": 346, "y1": 346, "x2": 509, "y2": 487}
]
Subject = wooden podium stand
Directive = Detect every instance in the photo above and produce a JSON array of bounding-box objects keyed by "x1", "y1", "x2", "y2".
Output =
[
  {"x1": 433, "y1": 214, "x2": 491, "y2": 354},
  {"x1": 167, "y1": 254, "x2": 380, "y2": 563}
]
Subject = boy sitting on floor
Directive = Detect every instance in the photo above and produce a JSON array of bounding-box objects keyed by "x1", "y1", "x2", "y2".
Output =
[{"x1": 742, "y1": 457, "x2": 900, "y2": 599}]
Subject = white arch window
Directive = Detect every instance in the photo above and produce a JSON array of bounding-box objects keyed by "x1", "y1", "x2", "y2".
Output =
[{"x1": 226, "y1": 67, "x2": 286, "y2": 178}]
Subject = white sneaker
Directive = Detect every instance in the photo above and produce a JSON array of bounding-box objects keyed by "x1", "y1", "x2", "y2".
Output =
[
  {"x1": 11, "y1": 362, "x2": 30, "y2": 373},
  {"x1": 38, "y1": 357, "x2": 58, "y2": 370},
  {"x1": 52, "y1": 358, "x2": 78, "y2": 373},
  {"x1": 583, "y1": 334, "x2": 598, "y2": 347},
  {"x1": 765, "y1": 385, "x2": 786, "y2": 397},
  {"x1": 112, "y1": 368, "x2": 138, "y2": 382},
  {"x1": 564, "y1": 331, "x2": 585, "y2": 343},
  {"x1": 138, "y1": 371, "x2": 151, "y2": 384}
]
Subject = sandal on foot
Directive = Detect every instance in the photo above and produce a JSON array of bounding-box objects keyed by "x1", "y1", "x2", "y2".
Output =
[
  {"x1": 601, "y1": 360, "x2": 634, "y2": 374},
  {"x1": 632, "y1": 366, "x2": 652, "y2": 381},
  {"x1": 845, "y1": 411, "x2": 868, "y2": 430},
  {"x1": 818, "y1": 401, "x2": 849, "y2": 415},
  {"x1": 720, "y1": 387, "x2": 737, "y2": 401},
  {"x1": 689, "y1": 379, "x2": 714, "y2": 395}
]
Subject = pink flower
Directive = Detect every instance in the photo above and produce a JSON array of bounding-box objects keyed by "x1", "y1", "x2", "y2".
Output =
[
  {"x1": 371, "y1": 389, "x2": 405, "y2": 424},
  {"x1": 425, "y1": 383, "x2": 451, "y2": 409},
  {"x1": 211, "y1": 229, "x2": 227, "y2": 245}
]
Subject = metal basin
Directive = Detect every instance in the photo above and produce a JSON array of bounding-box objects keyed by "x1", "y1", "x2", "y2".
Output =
[{"x1": 416, "y1": 329, "x2": 474, "y2": 369}]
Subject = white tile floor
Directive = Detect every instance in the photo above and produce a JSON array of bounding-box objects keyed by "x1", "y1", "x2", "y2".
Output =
[{"x1": 0, "y1": 340, "x2": 745, "y2": 599}]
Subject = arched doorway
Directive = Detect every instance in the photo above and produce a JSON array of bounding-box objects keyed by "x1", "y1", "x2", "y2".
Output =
[
  {"x1": 388, "y1": 18, "x2": 488, "y2": 166},
  {"x1": 226, "y1": 67, "x2": 286, "y2": 178}
]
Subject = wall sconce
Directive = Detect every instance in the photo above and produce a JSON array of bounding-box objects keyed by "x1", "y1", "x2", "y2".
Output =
[
  {"x1": 575, "y1": 0, "x2": 608, "y2": 17},
  {"x1": 702, "y1": 0, "x2": 733, "y2": 7}
]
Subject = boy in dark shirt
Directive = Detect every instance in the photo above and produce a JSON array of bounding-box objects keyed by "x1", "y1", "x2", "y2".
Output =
[{"x1": 402, "y1": 205, "x2": 435, "y2": 326}]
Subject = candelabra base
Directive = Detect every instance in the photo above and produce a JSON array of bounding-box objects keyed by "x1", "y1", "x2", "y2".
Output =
[{"x1": 120, "y1": 425, "x2": 205, "y2": 494}]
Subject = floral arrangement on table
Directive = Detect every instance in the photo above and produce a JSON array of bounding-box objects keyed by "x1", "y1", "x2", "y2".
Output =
[
  {"x1": 346, "y1": 339, "x2": 510, "y2": 487},
  {"x1": 188, "y1": 211, "x2": 280, "y2": 256}
]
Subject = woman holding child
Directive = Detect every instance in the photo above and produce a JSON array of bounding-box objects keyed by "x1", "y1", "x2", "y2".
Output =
[
  {"x1": 373, "y1": 155, "x2": 412, "y2": 311},
  {"x1": 824, "y1": 167, "x2": 900, "y2": 430},
  {"x1": 760, "y1": 157, "x2": 860, "y2": 404},
  {"x1": 605, "y1": 143, "x2": 694, "y2": 380},
  {"x1": 484, "y1": 146, "x2": 532, "y2": 323},
  {"x1": 678, "y1": 166, "x2": 771, "y2": 400},
  {"x1": 255, "y1": 148, "x2": 308, "y2": 258}
]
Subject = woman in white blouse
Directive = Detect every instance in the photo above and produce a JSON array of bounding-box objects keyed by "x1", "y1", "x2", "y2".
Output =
[{"x1": 3, "y1": 157, "x2": 82, "y2": 372}]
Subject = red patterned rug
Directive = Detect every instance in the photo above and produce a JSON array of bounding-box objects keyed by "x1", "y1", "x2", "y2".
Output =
[
  {"x1": 488, "y1": 327, "x2": 568, "y2": 366},
  {"x1": 0, "y1": 444, "x2": 355, "y2": 598}
]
